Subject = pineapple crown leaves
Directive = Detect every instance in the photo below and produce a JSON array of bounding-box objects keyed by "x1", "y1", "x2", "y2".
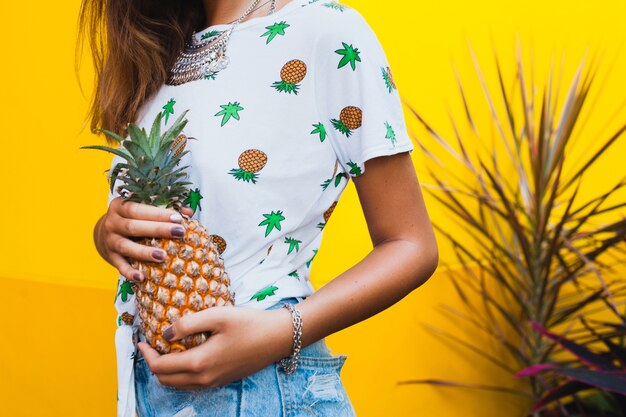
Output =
[{"x1": 80, "y1": 109, "x2": 194, "y2": 208}]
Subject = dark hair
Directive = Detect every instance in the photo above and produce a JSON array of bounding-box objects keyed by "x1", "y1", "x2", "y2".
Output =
[{"x1": 75, "y1": 0, "x2": 206, "y2": 144}]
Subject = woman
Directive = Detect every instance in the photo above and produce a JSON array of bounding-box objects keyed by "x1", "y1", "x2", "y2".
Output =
[{"x1": 78, "y1": 0, "x2": 439, "y2": 416}]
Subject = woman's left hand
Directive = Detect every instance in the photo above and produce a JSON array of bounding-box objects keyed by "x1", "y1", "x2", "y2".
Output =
[{"x1": 137, "y1": 305, "x2": 294, "y2": 390}]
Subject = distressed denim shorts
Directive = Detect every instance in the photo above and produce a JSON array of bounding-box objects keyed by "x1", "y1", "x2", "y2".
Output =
[{"x1": 133, "y1": 297, "x2": 357, "y2": 417}]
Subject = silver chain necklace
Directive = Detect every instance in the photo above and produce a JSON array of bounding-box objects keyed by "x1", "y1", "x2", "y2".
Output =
[{"x1": 166, "y1": 0, "x2": 277, "y2": 86}]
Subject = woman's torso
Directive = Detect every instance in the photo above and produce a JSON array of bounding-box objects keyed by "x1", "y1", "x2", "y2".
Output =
[{"x1": 119, "y1": 0, "x2": 351, "y2": 309}]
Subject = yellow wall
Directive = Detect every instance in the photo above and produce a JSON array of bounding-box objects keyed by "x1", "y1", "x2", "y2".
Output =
[{"x1": 2, "y1": 0, "x2": 626, "y2": 416}]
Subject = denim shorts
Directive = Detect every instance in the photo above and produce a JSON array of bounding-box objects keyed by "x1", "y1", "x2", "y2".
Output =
[{"x1": 133, "y1": 297, "x2": 357, "y2": 417}]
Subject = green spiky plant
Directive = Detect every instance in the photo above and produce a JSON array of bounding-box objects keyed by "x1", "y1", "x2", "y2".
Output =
[
  {"x1": 82, "y1": 110, "x2": 192, "y2": 209},
  {"x1": 81, "y1": 109, "x2": 235, "y2": 355},
  {"x1": 398, "y1": 41, "x2": 626, "y2": 417}
]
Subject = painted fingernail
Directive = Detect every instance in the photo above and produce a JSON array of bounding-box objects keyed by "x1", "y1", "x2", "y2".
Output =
[
  {"x1": 163, "y1": 325, "x2": 174, "y2": 341},
  {"x1": 133, "y1": 272, "x2": 141, "y2": 282},
  {"x1": 170, "y1": 213, "x2": 182, "y2": 223},
  {"x1": 172, "y1": 227, "x2": 185, "y2": 237},
  {"x1": 152, "y1": 250, "x2": 165, "y2": 260}
]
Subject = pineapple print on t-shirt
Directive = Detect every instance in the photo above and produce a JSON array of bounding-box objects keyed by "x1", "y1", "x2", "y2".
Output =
[
  {"x1": 107, "y1": 2, "x2": 414, "y2": 414},
  {"x1": 107, "y1": 0, "x2": 414, "y2": 312}
]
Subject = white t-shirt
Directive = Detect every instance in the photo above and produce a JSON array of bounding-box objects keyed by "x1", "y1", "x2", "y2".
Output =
[{"x1": 106, "y1": 0, "x2": 414, "y2": 415}]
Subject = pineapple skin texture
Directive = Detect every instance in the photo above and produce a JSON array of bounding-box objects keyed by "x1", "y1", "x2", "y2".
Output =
[
  {"x1": 280, "y1": 59, "x2": 307, "y2": 84},
  {"x1": 131, "y1": 217, "x2": 234, "y2": 354},
  {"x1": 339, "y1": 106, "x2": 363, "y2": 130}
]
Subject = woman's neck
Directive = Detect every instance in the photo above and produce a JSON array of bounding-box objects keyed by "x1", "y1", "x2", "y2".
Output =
[{"x1": 202, "y1": 0, "x2": 292, "y2": 27}]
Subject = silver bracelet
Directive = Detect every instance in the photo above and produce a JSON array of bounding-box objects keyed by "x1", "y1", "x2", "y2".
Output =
[{"x1": 278, "y1": 302, "x2": 303, "y2": 374}]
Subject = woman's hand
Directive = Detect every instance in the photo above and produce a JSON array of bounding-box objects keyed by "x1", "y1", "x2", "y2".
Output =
[
  {"x1": 137, "y1": 305, "x2": 294, "y2": 390},
  {"x1": 95, "y1": 197, "x2": 194, "y2": 282}
]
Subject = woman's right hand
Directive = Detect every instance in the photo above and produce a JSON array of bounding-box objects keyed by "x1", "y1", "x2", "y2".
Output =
[{"x1": 95, "y1": 197, "x2": 195, "y2": 283}]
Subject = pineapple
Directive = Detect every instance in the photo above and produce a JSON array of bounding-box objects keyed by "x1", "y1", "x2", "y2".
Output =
[
  {"x1": 317, "y1": 200, "x2": 337, "y2": 229},
  {"x1": 120, "y1": 312, "x2": 135, "y2": 326},
  {"x1": 81, "y1": 109, "x2": 235, "y2": 354},
  {"x1": 323, "y1": 1, "x2": 346, "y2": 12},
  {"x1": 324, "y1": 201, "x2": 338, "y2": 222},
  {"x1": 384, "y1": 121, "x2": 397, "y2": 146},
  {"x1": 346, "y1": 160, "x2": 363, "y2": 176},
  {"x1": 183, "y1": 188, "x2": 203, "y2": 214},
  {"x1": 321, "y1": 160, "x2": 347, "y2": 190},
  {"x1": 172, "y1": 133, "x2": 195, "y2": 157},
  {"x1": 208, "y1": 234, "x2": 227, "y2": 254},
  {"x1": 228, "y1": 149, "x2": 268, "y2": 183},
  {"x1": 331, "y1": 105, "x2": 362, "y2": 137},
  {"x1": 382, "y1": 66, "x2": 396, "y2": 92},
  {"x1": 272, "y1": 59, "x2": 307, "y2": 94}
]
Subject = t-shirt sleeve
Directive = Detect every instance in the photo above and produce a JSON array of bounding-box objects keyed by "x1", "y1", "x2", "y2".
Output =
[{"x1": 313, "y1": 6, "x2": 414, "y2": 178}]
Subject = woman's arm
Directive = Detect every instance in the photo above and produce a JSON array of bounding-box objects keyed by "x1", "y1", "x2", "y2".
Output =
[
  {"x1": 93, "y1": 214, "x2": 108, "y2": 262},
  {"x1": 138, "y1": 150, "x2": 438, "y2": 390},
  {"x1": 295, "y1": 150, "x2": 438, "y2": 348}
]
